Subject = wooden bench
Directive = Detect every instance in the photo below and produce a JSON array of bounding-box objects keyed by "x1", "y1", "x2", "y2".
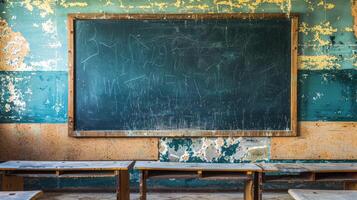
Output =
[
  {"x1": 0, "y1": 161, "x2": 133, "y2": 200},
  {"x1": 0, "y1": 191, "x2": 43, "y2": 200},
  {"x1": 134, "y1": 161, "x2": 262, "y2": 200},
  {"x1": 288, "y1": 189, "x2": 357, "y2": 200},
  {"x1": 257, "y1": 163, "x2": 357, "y2": 199}
]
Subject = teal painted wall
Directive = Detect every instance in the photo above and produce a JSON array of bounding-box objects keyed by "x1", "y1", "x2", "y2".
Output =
[{"x1": 0, "y1": 0, "x2": 356, "y2": 190}]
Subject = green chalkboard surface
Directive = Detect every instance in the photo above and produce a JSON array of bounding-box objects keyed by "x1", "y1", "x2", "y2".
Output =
[{"x1": 73, "y1": 15, "x2": 293, "y2": 135}]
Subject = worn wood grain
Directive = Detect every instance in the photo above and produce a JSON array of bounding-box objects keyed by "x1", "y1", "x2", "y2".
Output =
[
  {"x1": 290, "y1": 15, "x2": 298, "y2": 137},
  {"x1": 0, "y1": 161, "x2": 133, "y2": 171},
  {"x1": 1, "y1": 175, "x2": 23, "y2": 191},
  {"x1": 135, "y1": 161, "x2": 262, "y2": 172},
  {"x1": 0, "y1": 191, "x2": 42, "y2": 200},
  {"x1": 259, "y1": 163, "x2": 357, "y2": 173},
  {"x1": 271, "y1": 122, "x2": 357, "y2": 160},
  {"x1": 0, "y1": 124, "x2": 158, "y2": 161},
  {"x1": 288, "y1": 189, "x2": 357, "y2": 200}
]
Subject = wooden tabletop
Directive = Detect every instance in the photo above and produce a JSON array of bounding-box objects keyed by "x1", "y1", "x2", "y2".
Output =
[
  {"x1": 0, "y1": 161, "x2": 133, "y2": 171},
  {"x1": 258, "y1": 163, "x2": 357, "y2": 173},
  {"x1": 0, "y1": 191, "x2": 43, "y2": 200},
  {"x1": 135, "y1": 161, "x2": 262, "y2": 172},
  {"x1": 288, "y1": 189, "x2": 357, "y2": 200}
]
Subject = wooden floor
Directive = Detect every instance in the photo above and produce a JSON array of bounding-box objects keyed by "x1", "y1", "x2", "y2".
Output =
[{"x1": 39, "y1": 192, "x2": 293, "y2": 200}]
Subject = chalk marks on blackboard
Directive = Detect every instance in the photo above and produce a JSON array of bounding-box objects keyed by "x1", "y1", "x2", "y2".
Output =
[{"x1": 74, "y1": 18, "x2": 292, "y2": 131}]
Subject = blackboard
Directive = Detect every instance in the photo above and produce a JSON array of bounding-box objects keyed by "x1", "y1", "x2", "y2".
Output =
[{"x1": 68, "y1": 14, "x2": 298, "y2": 137}]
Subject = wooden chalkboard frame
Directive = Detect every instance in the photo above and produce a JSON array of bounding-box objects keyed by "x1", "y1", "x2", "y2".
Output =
[{"x1": 68, "y1": 13, "x2": 298, "y2": 138}]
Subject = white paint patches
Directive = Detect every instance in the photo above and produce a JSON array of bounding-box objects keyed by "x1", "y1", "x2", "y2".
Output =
[
  {"x1": 41, "y1": 19, "x2": 55, "y2": 34},
  {"x1": 1, "y1": 76, "x2": 27, "y2": 114},
  {"x1": 160, "y1": 137, "x2": 270, "y2": 162},
  {"x1": 29, "y1": 59, "x2": 58, "y2": 70},
  {"x1": 48, "y1": 41, "x2": 62, "y2": 48},
  {"x1": 5, "y1": 104, "x2": 11, "y2": 112}
]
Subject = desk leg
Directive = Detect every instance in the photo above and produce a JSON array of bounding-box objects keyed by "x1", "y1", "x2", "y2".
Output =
[
  {"x1": 1, "y1": 174, "x2": 23, "y2": 191},
  {"x1": 140, "y1": 170, "x2": 147, "y2": 200},
  {"x1": 244, "y1": 172, "x2": 254, "y2": 200},
  {"x1": 117, "y1": 170, "x2": 130, "y2": 200}
]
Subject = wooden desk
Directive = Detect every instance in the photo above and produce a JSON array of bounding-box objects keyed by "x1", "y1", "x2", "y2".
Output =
[
  {"x1": 134, "y1": 161, "x2": 263, "y2": 200},
  {"x1": 0, "y1": 161, "x2": 133, "y2": 200},
  {"x1": 0, "y1": 191, "x2": 43, "y2": 200},
  {"x1": 288, "y1": 189, "x2": 357, "y2": 200},
  {"x1": 258, "y1": 163, "x2": 357, "y2": 190}
]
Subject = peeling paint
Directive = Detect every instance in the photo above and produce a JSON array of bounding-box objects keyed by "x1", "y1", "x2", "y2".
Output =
[
  {"x1": 22, "y1": 0, "x2": 55, "y2": 17},
  {"x1": 0, "y1": 18, "x2": 30, "y2": 71},
  {"x1": 41, "y1": 19, "x2": 55, "y2": 34},
  {"x1": 352, "y1": 0, "x2": 357, "y2": 38},
  {"x1": 317, "y1": 0, "x2": 335, "y2": 10},
  {"x1": 213, "y1": 0, "x2": 291, "y2": 12},
  {"x1": 29, "y1": 59, "x2": 58, "y2": 70},
  {"x1": 160, "y1": 138, "x2": 270, "y2": 162},
  {"x1": 59, "y1": 0, "x2": 88, "y2": 8},
  {"x1": 300, "y1": 21, "x2": 338, "y2": 46},
  {"x1": 0, "y1": 75, "x2": 27, "y2": 115},
  {"x1": 299, "y1": 55, "x2": 340, "y2": 70}
]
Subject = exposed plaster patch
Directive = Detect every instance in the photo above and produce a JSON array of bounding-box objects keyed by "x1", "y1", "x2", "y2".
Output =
[
  {"x1": 0, "y1": 18, "x2": 31, "y2": 71},
  {"x1": 0, "y1": 76, "x2": 28, "y2": 115},
  {"x1": 159, "y1": 137, "x2": 270, "y2": 162},
  {"x1": 299, "y1": 55, "x2": 340, "y2": 70},
  {"x1": 300, "y1": 21, "x2": 337, "y2": 46}
]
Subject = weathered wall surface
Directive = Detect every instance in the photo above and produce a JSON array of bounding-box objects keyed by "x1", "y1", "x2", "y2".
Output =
[
  {"x1": 0, "y1": 124, "x2": 158, "y2": 160},
  {"x1": 0, "y1": 0, "x2": 356, "y2": 163}
]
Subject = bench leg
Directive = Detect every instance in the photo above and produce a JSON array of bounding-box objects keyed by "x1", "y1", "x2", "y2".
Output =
[
  {"x1": 344, "y1": 182, "x2": 357, "y2": 190},
  {"x1": 117, "y1": 170, "x2": 130, "y2": 200},
  {"x1": 253, "y1": 172, "x2": 263, "y2": 200},
  {"x1": 140, "y1": 170, "x2": 147, "y2": 200},
  {"x1": 1, "y1": 174, "x2": 24, "y2": 191},
  {"x1": 244, "y1": 172, "x2": 255, "y2": 200}
]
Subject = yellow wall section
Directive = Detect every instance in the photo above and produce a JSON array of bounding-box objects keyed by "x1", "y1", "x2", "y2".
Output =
[
  {"x1": 0, "y1": 124, "x2": 158, "y2": 161},
  {"x1": 271, "y1": 122, "x2": 357, "y2": 160}
]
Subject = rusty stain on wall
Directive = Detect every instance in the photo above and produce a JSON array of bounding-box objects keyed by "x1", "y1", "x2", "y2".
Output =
[
  {"x1": 0, "y1": 124, "x2": 158, "y2": 161},
  {"x1": 0, "y1": 18, "x2": 30, "y2": 71}
]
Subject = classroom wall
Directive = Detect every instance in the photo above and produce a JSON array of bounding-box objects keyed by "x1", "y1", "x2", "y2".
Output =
[{"x1": 0, "y1": 0, "x2": 356, "y2": 163}]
